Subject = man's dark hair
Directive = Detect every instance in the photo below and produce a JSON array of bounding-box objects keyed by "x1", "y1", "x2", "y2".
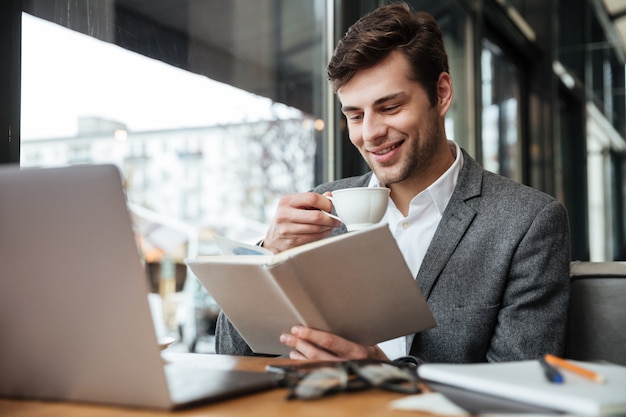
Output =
[{"x1": 327, "y1": 2, "x2": 449, "y2": 106}]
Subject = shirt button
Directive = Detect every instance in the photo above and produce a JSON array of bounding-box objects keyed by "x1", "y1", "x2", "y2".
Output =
[{"x1": 402, "y1": 221, "x2": 409, "y2": 229}]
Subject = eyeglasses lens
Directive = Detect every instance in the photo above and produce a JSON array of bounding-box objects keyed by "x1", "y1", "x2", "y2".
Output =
[
  {"x1": 289, "y1": 366, "x2": 349, "y2": 400},
  {"x1": 354, "y1": 363, "x2": 420, "y2": 394},
  {"x1": 285, "y1": 360, "x2": 420, "y2": 400}
]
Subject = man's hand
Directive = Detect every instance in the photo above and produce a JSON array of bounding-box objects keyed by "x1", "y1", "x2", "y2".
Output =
[
  {"x1": 279, "y1": 325, "x2": 389, "y2": 361},
  {"x1": 262, "y1": 192, "x2": 341, "y2": 254}
]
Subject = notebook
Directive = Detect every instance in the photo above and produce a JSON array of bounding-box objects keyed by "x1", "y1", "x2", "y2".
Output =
[
  {"x1": 0, "y1": 164, "x2": 278, "y2": 410},
  {"x1": 418, "y1": 360, "x2": 626, "y2": 416}
]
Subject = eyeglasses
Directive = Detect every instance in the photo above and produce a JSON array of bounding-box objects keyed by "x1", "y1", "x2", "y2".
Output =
[{"x1": 268, "y1": 359, "x2": 421, "y2": 400}]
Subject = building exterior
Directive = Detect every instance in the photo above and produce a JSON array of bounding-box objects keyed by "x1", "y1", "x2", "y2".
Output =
[{"x1": 21, "y1": 115, "x2": 316, "y2": 250}]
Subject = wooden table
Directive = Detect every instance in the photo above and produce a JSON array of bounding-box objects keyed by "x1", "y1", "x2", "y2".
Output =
[{"x1": 0, "y1": 353, "x2": 436, "y2": 417}]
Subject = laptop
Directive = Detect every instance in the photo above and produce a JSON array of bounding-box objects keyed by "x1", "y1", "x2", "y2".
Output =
[{"x1": 0, "y1": 164, "x2": 278, "y2": 410}]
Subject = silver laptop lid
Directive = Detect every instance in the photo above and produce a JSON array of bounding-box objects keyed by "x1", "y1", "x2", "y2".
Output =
[{"x1": 0, "y1": 164, "x2": 172, "y2": 408}]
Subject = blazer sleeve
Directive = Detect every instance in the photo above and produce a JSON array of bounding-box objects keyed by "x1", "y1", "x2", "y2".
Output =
[
  {"x1": 410, "y1": 163, "x2": 571, "y2": 363},
  {"x1": 487, "y1": 198, "x2": 571, "y2": 361}
]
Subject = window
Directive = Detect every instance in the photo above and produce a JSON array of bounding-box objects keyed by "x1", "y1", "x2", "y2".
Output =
[
  {"x1": 481, "y1": 38, "x2": 523, "y2": 182},
  {"x1": 21, "y1": 0, "x2": 328, "y2": 351}
]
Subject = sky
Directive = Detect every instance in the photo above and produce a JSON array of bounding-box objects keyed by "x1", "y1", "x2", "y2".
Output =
[{"x1": 20, "y1": 14, "x2": 300, "y2": 140}]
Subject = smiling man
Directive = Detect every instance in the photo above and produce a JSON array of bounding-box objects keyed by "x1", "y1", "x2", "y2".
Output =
[{"x1": 215, "y1": 2, "x2": 571, "y2": 364}]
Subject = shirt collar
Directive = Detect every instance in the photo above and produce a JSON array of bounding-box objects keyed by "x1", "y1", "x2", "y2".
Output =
[{"x1": 368, "y1": 140, "x2": 463, "y2": 215}]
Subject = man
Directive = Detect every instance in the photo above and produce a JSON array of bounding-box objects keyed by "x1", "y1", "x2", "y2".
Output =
[{"x1": 216, "y1": 2, "x2": 570, "y2": 363}]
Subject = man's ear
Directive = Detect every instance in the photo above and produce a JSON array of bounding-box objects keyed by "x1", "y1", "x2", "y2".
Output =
[{"x1": 437, "y1": 72, "x2": 454, "y2": 116}]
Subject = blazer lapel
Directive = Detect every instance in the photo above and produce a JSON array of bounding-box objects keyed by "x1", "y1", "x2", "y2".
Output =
[
  {"x1": 416, "y1": 150, "x2": 483, "y2": 299},
  {"x1": 406, "y1": 150, "x2": 483, "y2": 355}
]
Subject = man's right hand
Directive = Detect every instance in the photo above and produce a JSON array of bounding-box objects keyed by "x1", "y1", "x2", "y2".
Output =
[{"x1": 261, "y1": 192, "x2": 342, "y2": 254}]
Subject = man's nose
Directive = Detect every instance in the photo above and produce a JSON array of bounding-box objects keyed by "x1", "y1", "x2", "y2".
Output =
[{"x1": 361, "y1": 113, "x2": 387, "y2": 143}]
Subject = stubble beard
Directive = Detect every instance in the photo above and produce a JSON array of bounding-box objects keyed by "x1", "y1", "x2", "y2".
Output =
[{"x1": 368, "y1": 128, "x2": 441, "y2": 188}]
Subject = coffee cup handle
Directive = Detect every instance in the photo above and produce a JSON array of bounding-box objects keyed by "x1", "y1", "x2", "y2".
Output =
[{"x1": 321, "y1": 195, "x2": 342, "y2": 222}]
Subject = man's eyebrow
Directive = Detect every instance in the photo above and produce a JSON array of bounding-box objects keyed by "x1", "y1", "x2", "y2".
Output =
[{"x1": 341, "y1": 92, "x2": 407, "y2": 113}]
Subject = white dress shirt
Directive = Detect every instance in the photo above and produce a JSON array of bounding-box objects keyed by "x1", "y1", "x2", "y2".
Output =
[{"x1": 374, "y1": 141, "x2": 463, "y2": 359}]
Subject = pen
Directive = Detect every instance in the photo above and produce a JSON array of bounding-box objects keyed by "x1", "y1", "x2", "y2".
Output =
[
  {"x1": 539, "y1": 356, "x2": 564, "y2": 383},
  {"x1": 544, "y1": 354, "x2": 606, "y2": 383}
]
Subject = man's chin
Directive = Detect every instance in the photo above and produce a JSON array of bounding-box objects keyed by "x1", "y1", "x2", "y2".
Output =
[{"x1": 372, "y1": 171, "x2": 402, "y2": 187}]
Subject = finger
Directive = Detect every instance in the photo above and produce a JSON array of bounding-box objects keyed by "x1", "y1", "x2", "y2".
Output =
[
  {"x1": 275, "y1": 209, "x2": 340, "y2": 233},
  {"x1": 264, "y1": 222, "x2": 334, "y2": 253},
  {"x1": 288, "y1": 350, "x2": 307, "y2": 360},
  {"x1": 290, "y1": 326, "x2": 357, "y2": 359},
  {"x1": 263, "y1": 195, "x2": 341, "y2": 253},
  {"x1": 289, "y1": 338, "x2": 341, "y2": 361},
  {"x1": 280, "y1": 332, "x2": 340, "y2": 361},
  {"x1": 285, "y1": 192, "x2": 334, "y2": 213},
  {"x1": 279, "y1": 193, "x2": 336, "y2": 222},
  {"x1": 290, "y1": 326, "x2": 389, "y2": 361}
]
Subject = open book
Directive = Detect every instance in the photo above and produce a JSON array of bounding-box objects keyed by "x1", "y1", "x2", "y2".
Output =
[{"x1": 186, "y1": 224, "x2": 436, "y2": 355}]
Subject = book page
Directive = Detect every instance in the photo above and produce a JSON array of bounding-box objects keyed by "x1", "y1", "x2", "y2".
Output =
[
  {"x1": 211, "y1": 235, "x2": 273, "y2": 256},
  {"x1": 287, "y1": 224, "x2": 435, "y2": 345},
  {"x1": 187, "y1": 262, "x2": 302, "y2": 355}
]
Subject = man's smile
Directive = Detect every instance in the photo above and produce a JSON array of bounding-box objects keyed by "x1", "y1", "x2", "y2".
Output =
[{"x1": 370, "y1": 140, "x2": 404, "y2": 156}]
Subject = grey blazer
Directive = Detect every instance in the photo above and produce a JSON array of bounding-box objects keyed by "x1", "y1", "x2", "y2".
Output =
[{"x1": 215, "y1": 149, "x2": 571, "y2": 363}]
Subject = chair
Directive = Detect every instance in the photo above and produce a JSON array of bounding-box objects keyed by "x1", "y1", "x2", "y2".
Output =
[{"x1": 565, "y1": 261, "x2": 626, "y2": 366}]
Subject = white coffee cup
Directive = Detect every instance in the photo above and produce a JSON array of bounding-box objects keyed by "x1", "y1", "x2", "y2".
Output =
[{"x1": 326, "y1": 187, "x2": 390, "y2": 231}]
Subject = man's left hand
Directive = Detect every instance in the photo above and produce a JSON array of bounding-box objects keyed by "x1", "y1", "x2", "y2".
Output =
[{"x1": 279, "y1": 325, "x2": 389, "y2": 361}]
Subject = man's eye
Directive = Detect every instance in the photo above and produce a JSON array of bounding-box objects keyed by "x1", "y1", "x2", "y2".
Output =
[
  {"x1": 383, "y1": 105, "x2": 400, "y2": 112},
  {"x1": 347, "y1": 114, "x2": 363, "y2": 122}
]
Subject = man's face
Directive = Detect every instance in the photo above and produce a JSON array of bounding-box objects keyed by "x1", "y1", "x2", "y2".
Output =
[{"x1": 337, "y1": 50, "x2": 447, "y2": 188}]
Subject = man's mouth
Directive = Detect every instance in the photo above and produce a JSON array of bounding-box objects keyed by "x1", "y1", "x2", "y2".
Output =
[{"x1": 372, "y1": 141, "x2": 402, "y2": 155}]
